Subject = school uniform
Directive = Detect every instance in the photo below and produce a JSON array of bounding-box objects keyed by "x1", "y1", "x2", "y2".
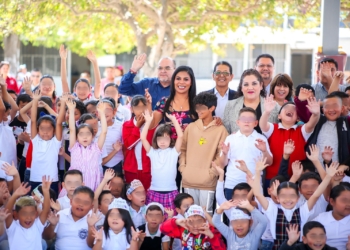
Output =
[
  {"x1": 94, "y1": 229, "x2": 130, "y2": 249},
  {"x1": 57, "y1": 195, "x2": 71, "y2": 210},
  {"x1": 0, "y1": 122, "x2": 17, "y2": 167},
  {"x1": 137, "y1": 223, "x2": 170, "y2": 250},
  {"x1": 129, "y1": 205, "x2": 147, "y2": 228}
]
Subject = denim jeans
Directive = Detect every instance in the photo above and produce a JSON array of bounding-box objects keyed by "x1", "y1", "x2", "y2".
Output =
[
  {"x1": 260, "y1": 240, "x2": 274, "y2": 250},
  {"x1": 24, "y1": 169, "x2": 31, "y2": 183}
]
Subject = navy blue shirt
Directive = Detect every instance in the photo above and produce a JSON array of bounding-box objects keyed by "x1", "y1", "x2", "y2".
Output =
[{"x1": 119, "y1": 71, "x2": 171, "y2": 110}]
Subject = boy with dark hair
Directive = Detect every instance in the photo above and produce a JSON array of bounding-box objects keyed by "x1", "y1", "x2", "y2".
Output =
[
  {"x1": 180, "y1": 92, "x2": 228, "y2": 214},
  {"x1": 279, "y1": 221, "x2": 337, "y2": 249},
  {"x1": 137, "y1": 202, "x2": 170, "y2": 250}
]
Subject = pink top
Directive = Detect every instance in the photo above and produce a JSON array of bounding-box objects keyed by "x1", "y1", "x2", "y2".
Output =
[
  {"x1": 69, "y1": 141, "x2": 102, "y2": 191},
  {"x1": 100, "y1": 78, "x2": 114, "y2": 97}
]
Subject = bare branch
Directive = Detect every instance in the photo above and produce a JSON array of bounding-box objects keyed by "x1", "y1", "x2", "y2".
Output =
[{"x1": 132, "y1": 0, "x2": 159, "y2": 21}]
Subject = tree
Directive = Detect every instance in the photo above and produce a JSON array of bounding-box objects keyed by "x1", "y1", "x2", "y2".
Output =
[{"x1": 0, "y1": 0, "x2": 349, "y2": 76}]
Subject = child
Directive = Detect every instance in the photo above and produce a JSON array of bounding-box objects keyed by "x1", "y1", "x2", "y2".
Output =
[
  {"x1": 141, "y1": 109, "x2": 182, "y2": 214},
  {"x1": 5, "y1": 176, "x2": 52, "y2": 250},
  {"x1": 66, "y1": 99, "x2": 107, "y2": 191},
  {"x1": 43, "y1": 186, "x2": 98, "y2": 250},
  {"x1": 279, "y1": 222, "x2": 337, "y2": 250},
  {"x1": 180, "y1": 92, "x2": 228, "y2": 213},
  {"x1": 50, "y1": 170, "x2": 84, "y2": 211},
  {"x1": 250, "y1": 158, "x2": 338, "y2": 249},
  {"x1": 160, "y1": 205, "x2": 226, "y2": 249},
  {"x1": 30, "y1": 90, "x2": 63, "y2": 194},
  {"x1": 213, "y1": 199, "x2": 268, "y2": 250},
  {"x1": 259, "y1": 95, "x2": 320, "y2": 187},
  {"x1": 91, "y1": 198, "x2": 140, "y2": 250},
  {"x1": 219, "y1": 107, "x2": 273, "y2": 198},
  {"x1": 137, "y1": 202, "x2": 170, "y2": 250},
  {"x1": 313, "y1": 184, "x2": 350, "y2": 250},
  {"x1": 127, "y1": 179, "x2": 147, "y2": 228},
  {"x1": 85, "y1": 100, "x2": 99, "y2": 117},
  {"x1": 104, "y1": 83, "x2": 131, "y2": 122},
  {"x1": 123, "y1": 95, "x2": 155, "y2": 190},
  {"x1": 99, "y1": 98, "x2": 123, "y2": 174}
]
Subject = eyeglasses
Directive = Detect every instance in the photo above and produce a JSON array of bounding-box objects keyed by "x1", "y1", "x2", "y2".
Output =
[
  {"x1": 214, "y1": 71, "x2": 230, "y2": 76},
  {"x1": 158, "y1": 66, "x2": 173, "y2": 71},
  {"x1": 257, "y1": 64, "x2": 273, "y2": 69}
]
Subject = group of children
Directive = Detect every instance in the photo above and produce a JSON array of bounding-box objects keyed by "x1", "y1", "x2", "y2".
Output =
[{"x1": 1, "y1": 55, "x2": 350, "y2": 250}]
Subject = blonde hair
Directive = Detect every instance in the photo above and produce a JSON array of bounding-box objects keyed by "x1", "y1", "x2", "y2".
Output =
[{"x1": 15, "y1": 196, "x2": 36, "y2": 212}]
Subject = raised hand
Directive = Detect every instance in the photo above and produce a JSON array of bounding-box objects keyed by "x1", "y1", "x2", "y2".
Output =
[
  {"x1": 143, "y1": 109, "x2": 154, "y2": 123},
  {"x1": 131, "y1": 53, "x2": 147, "y2": 72},
  {"x1": 92, "y1": 226, "x2": 104, "y2": 241},
  {"x1": 96, "y1": 101, "x2": 106, "y2": 115},
  {"x1": 219, "y1": 199, "x2": 241, "y2": 210},
  {"x1": 286, "y1": 224, "x2": 300, "y2": 246},
  {"x1": 306, "y1": 97, "x2": 321, "y2": 115},
  {"x1": 131, "y1": 227, "x2": 143, "y2": 241},
  {"x1": 22, "y1": 76, "x2": 33, "y2": 91},
  {"x1": 145, "y1": 88, "x2": 152, "y2": 104},
  {"x1": 38, "y1": 101, "x2": 47, "y2": 108},
  {"x1": 220, "y1": 141, "x2": 230, "y2": 156},
  {"x1": 0, "y1": 207, "x2": 10, "y2": 222},
  {"x1": 255, "y1": 156, "x2": 268, "y2": 172},
  {"x1": 103, "y1": 168, "x2": 115, "y2": 182},
  {"x1": 41, "y1": 175, "x2": 52, "y2": 192},
  {"x1": 2, "y1": 161, "x2": 19, "y2": 176},
  {"x1": 270, "y1": 180, "x2": 280, "y2": 198},
  {"x1": 326, "y1": 162, "x2": 339, "y2": 177},
  {"x1": 47, "y1": 211, "x2": 60, "y2": 226},
  {"x1": 283, "y1": 139, "x2": 295, "y2": 156},
  {"x1": 66, "y1": 98, "x2": 76, "y2": 111},
  {"x1": 212, "y1": 162, "x2": 224, "y2": 177},
  {"x1": 306, "y1": 144, "x2": 320, "y2": 162},
  {"x1": 298, "y1": 87, "x2": 313, "y2": 101},
  {"x1": 238, "y1": 200, "x2": 253, "y2": 210},
  {"x1": 165, "y1": 112, "x2": 177, "y2": 123},
  {"x1": 198, "y1": 223, "x2": 214, "y2": 238},
  {"x1": 87, "y1": 51, "x2": 97, "y2": 63},
  {"x1": 322, "y1": 146, "x2": 334, "y2": 163},
  {"x1": 334, "y1": 71, "x2": 344, "y2": 79},
  {"x1": 103, "y1": 182, "x2": 111, "y2": 191},
  {"x1": 60, "y1": 92, "x2": 70, "y2": 103},
  {"x1": 246, "y1": 175, "x2": 255, "y2": 188},
  {"x1": 264, "y1": 94, "x2": 277, "y2": 113},
  {"x1": 175, "y1": 218, "x2": 190, "y2": 230},
  {"x1": 14, "y1": 183, "x2": 31, "y2": 197},
  {"x1": 291, "y1": 161, "x2": 303, "y2": 178},
  {"x1": 164, "y1": 208, "x2": 174, "y2": 219},
  {"x1": 320, "y1": 62, "x2": 332, "y2": 77},
  {"x1": 255, "y1": 139, "x2": 267, "y2": 153},
  {"x1": 0, "y1": 74, "x2": 5, "y2": 87},
  {"x1": 50, "y1": 199, "x2": 61, "y2": 211},
  {"x1": 33, "y1": 89, "x2": 41, "y2": 101},
  {"x1": 112, "y1": 141, "x2": 122, "y2": 152},
  {"x1": 235, "y1": 160, "x2": 249, "y2": 174},
  {"x1": 87, "y1": 209, "x2": 102, "y2": 227},
  {"x1": 59, "y1": 44, "x2": 68, "y2": 60}
]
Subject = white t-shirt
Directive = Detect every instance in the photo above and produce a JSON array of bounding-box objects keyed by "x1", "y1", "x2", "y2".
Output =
[
  {"x1": 30, "y1": 135, "x2": 61, "y2": 182},
  {"x1": 296, "y1": 194, "x2": 328, "y2": 221},
  {"x1": 101, "y1": 119, "x2": 123, "y2": 167},
  {"x1": 0, "y1": 160, "x2": 14, "y2": 182},
  {"x1": 6, "y1": 218, "x2": 45, "y2": 250},
  {"x1": 55, "y1": 208, "x2": 91, "y2": 250},
  {"x1": 57, "y1": 195, "x2": 71, "y2": 210},
  {"x1": 22, "y1": 121, "x2": 31, "y2": 158},
  {"x1": 116, "y1": 105, "x2": 132, "y2": 123},
  {"x1": 0, "y1": 123, "x2": 17, "y2": 167},
  {"x1": 224, "y1": 130, "x2": 272, "y2": 189},
  {"x1": 147, "y1": 147, "x2": 179, "y2": 191},
  {"x1": 313, "y1": 211, "x2": 350, "y2": 250},
  {"x1": 95, "y1": 229, "x2": 130, "y2": 249}
]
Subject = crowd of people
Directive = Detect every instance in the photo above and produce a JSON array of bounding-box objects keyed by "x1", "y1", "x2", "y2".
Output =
[{"x1": 0, "y1": 45, "x2": 350, "y2": 250}]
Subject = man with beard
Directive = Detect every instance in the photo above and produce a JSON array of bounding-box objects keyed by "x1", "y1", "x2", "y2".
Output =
[
  {"x1": 255, "y1": 54, "x2": 275, "y2": 95},
  {"x1": 119, "y1": 53, "x2": 175, "y2": 109}
]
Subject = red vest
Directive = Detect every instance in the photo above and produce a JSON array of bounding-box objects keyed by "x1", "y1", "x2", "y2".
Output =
[{"x1": 267, "y1": 123, "x2": 307, "y2": 179}]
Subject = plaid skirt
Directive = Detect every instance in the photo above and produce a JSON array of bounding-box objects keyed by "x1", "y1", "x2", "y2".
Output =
[{"x1": 146, "y1": 189, "x2": 178, "y2": 219}]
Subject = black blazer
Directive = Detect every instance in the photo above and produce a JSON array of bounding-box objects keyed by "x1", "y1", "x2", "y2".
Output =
[{"x1": 205, "y1": 87, "x2": 237, "y2": 116}]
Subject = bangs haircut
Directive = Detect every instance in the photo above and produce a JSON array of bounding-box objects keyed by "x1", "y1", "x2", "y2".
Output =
[
  {"x1": 152, "y1": 124, "x2": 175, "y2": 149},
  {"x1": 130, "y1": 95, "x2": 147, "y2": 107},
  {"x1": 104, "y1": 83, "x2": 118, "y2": 92},
  {"x1": 76, "y1": 123, "x2": 95, "y2": 136},
  {"x1": 269, "y1": 73, "x2": 293, "y2": 99},
  {"x1": 238, "y1": 107, "x2": 257, "y2": 119},
  {"x1": 193, "y1": 92, "x2": 217, "y2": 109}
]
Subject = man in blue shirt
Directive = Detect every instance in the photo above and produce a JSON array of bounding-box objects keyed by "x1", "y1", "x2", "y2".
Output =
[{"x1": 119, "y1": 53, "x2": 175, "y2": 109}]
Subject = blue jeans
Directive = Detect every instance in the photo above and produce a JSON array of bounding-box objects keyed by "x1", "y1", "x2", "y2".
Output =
[
  {"x1": 102, "y1": 161, "x2": 123, "y2": 175},
  {"x1": 24, "y1": 169, "x2": 31, "y2": 183},
  {"x1": 260, "y1": 240, "x2": 274, "y2": 250}
]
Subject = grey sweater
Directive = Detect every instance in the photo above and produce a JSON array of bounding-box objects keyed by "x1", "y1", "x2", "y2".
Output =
[{"x1": 213, "y1": 209, "x2": 268, "y2": 250}]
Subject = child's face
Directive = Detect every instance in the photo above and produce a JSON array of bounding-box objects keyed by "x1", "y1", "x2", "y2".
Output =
[
  {"x1": 99, "y1": 193, "x2": 114, "y2": 215},
  {"x1": 110, "y1": 177, "x2": 124, "y2": 198},
  {"x1": 323, "y1": 97, "x2": 342, "y2": 121},
  {"x1": 86, "y1": 104, "x2": 97, "y2": 117},
  {"x1": 84, "y1": 118, "x2": 98, "y2": 135},
  {"x1": 145, "y1": 210, "x2": 164, "y2": 228},
  {"x1": 299, "y1": 179, "x2": 319, "y2": 200},
  {"x1": 278, "y1": 104, "x2": 297, "y2": 125},
  {"x1": 77, "y1": 126, "x2": 94, "y2": 147},
  {"x1": 175, "y1": 197, "x2": 194, "y2": 216},
  {"x1": 341, "y1": 97, "x2": 350, "y2": 116},
  {"x1": 108, "y1": 208, "x2": 125, "y2": 232},
  {"x1": 127, "y1": 186, "x2": 146, "y2": 208},
  {"x1": 17, "y1": 206, "x2": 38, "y2": 229},
  {"x1": 232, "y1": 189, "x2": 249, "y2": 201},
  {"x1": 131, "y1": 102, "x2": 147, "y2": 118},
  {"x1": 231, "y1": 219, "x2": 251, "y2": 238},
  {"x1": 195, "y1": 104, "x2": 214, "y2": 120},
  {"x1": 62, "y1": 174, "x2": 83, "y2": 197},
  {"x1": 70, "y1": 193, "x2": 94, "y2": 219},
  {"x1": 277, "y1": 188, "x2": 299, "y2": 209},
  {"x1": 187, "y1": 215, "x2": 206, "y2": 235},
  {"x1": 100, "y1": 103, "x2": 116, "y2": 123},
  {"x1": 65, "y1": 108, "x2": 82, "y2": 122},
  {"x1": 75, "y1": 82, "x2": 90, "y2": 100},
  {"x1": 38, "y1": 120, "x2": 55, "y2": 140},
  {"x1": 236, "y1": 112, "x2": 258, "y2": 133},
  {"x1": 104, "y1": 86, "x2": 119, "y2": 103},
  {"x1": 40, "y1": 78, "x2": 55, "y2": 97},
  {"x1": 302, "y1": 227, "x2": 327, "y2": 250},
  {"x1": 330, "y1": 190, "x2": 350, "y2": 218},
  {"x1": 156, "y1": 134, "x2": 171, "y2": 149}
]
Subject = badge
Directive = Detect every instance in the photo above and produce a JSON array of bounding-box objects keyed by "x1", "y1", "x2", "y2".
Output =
[{"x1": 78, "y1": 228, "x2": 88, "y2": 239}]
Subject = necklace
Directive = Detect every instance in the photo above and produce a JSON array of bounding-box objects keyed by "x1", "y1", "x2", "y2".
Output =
[{"x1": 173, "y1": 98, "x2": 188, "y2": 110}]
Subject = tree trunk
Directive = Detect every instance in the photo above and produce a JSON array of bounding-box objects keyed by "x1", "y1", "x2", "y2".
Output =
[{"x1": 4, "y1": 33, "x2": 20, "y2": 77}]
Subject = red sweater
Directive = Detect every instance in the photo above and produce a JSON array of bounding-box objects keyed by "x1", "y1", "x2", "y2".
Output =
[
  {"x1": 266, "y1": 123, "x2": 307, "y2": 179},
  {"x1": 160, "y1": 218, "x2": 226, "y2": 250},
  {"x1": 122, "y1": 119, "x2": 155, "y2": 174}
]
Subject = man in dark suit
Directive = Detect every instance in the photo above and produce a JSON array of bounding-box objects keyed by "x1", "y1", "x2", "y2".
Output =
[{"x1": 206, "y1": 61, "x2": 237, "y2": 119}]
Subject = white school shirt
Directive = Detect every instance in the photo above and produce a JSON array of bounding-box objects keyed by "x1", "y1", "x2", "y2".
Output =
[
  {"x1": 55, "y1": 208, "x2": 91, "y2": 250},
  {"x1": 313, "y1": 212, "x2": 350, "y2": 250},
  {"x1": 57, "y1": 195, "x2": 71, "y2": 210},
  {"x1": 129, "y1": 205, "x2": 147, "y2": 228},
  {"x1": 147, "y1": 147, "x2": 179, "y2": 191},
  {"x1": 224, "y1": 130, "x2": 272, "y2": 189},
  {"x1": 263, "y1": 199, "x2": 314, "y2": 240},
  {"x1": 96, "y1": 229, "x2": 130, "y2": 249},
  {"x1": 296, "y1": 194, "x2": 328, "y2": 221},
  {"x1": 100, "y1": 119, "x2": 123, "y2": 167},
  {"x1": 132, "y1": 118, "x2": 143, "y2": 170},
  {"x1": 0, "y1": 160, "x2": 14, "y2": 182},
  {"x1": 0, "y1": 123, "x2": 17, "y2": 167},
  {"x1": 116, "y1": 104, "x2": 132, "y2": 123},
  {"x1": 30, "y1": 135, "x2": 61, "y2": 182},
  {"x1": 6, "y1": 218, "x2": 45, "y2": 250},
  {"x1": 143, "y1": 222, "x2": 170, "y2": 242},
  {"x1": 214, "y1": 88, "x2": 229, "y2": 120},
  {"x1": 255, "y1": 197, "x2": 274, "y2": 242}
]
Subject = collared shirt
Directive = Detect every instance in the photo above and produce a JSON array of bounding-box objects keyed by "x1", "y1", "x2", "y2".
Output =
[
  {"x1": 214, "y1": 87, "x2": 229, "y2": 119},
  {"x1": 313, "y1": 211, "x2": 350, "y2": 250},
  {"x1": 119, "y1": 71, "x2": 170, "y2": 110},
  {"x1": 265, "y1": 83, "x2": 271, "y2": 96},
  {"x1": 263, "y1": 122, "x2": 311, "y2": 140},
  {"x1": 57, "y1": 195, "x2": 71, "y2": 210},
  {"x1": 312, "y1": 82, "x2": 349, "y2": 101},
  {"x1": 144, "y1": 222, "x2": 170, "y2": 241},
  {"x1": 129, "y1": 205, "x2": 147, "y2": 228}
]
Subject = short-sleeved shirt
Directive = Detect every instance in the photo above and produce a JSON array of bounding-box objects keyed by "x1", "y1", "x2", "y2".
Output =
[
  {"x1": 6, "y1": 218, "x2": 45, "y2": 250},
  {"x1": 57, "y1": 195, "x2": 71, "y2": 210},
  {"x1": 154, "y1": 97, "x2": 195, "y2": 139},
  {"x1": 94, "y1": 229, "x2": 130, "y2": 249},
  {"x1": 0, "y1": 123, "x2": 17, "y2": 167},
  {"x1": 312, "y1": 82, "x2": 350, "y2": 101}
]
